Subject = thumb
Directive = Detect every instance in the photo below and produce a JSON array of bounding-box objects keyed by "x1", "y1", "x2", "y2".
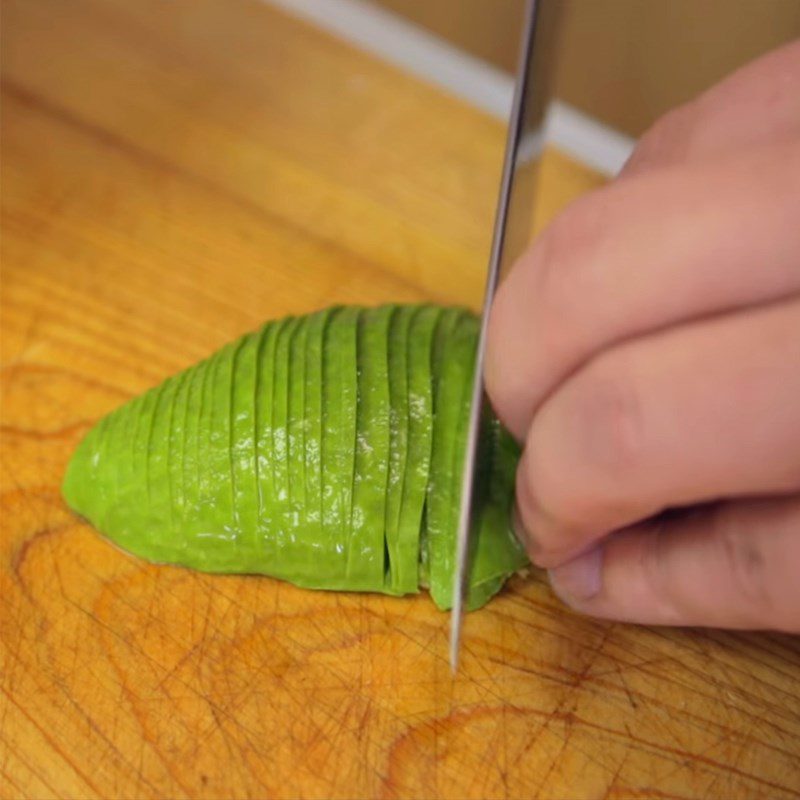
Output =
[{"x1": 547, "y1": 496, "x2": 800, "y2": 633}]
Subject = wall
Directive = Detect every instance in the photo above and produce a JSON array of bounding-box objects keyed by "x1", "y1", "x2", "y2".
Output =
[{"x1": 371, "y1": 0, "x2": 800, "y2": 135}]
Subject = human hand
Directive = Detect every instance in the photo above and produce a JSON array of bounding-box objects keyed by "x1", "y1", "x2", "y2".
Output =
[{"x1": 485, "y1": 40, "x2": 800, "y2": 632}]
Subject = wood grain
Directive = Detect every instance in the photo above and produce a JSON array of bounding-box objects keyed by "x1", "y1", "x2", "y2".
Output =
[{"x1": 1, "y1": 1, "x2": 798, "y2": 798}]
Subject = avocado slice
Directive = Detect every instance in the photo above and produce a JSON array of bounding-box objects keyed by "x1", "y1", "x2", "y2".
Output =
[
  {"x1": 303, "y1": 308, "x2": 333, "y2": 564},
  {"x1": 337, "y1": 308, "x2": 359, "y2": 585},
  {"x1": 320, "y1": 308, "x2": 343, "y2": 579},
  {"x1": 384, "y1": 304, "x2": 413, "y2": 594},
  {"x1": 193, "y1": 348, "x2": 223, "y2": 565},
  {"x1": 123, "y1": 387, "x2": 163, "y2": 549},
  {"x1": 103, "y1": 391, "x2": 138, "y2": 538},
  {"x1": 147, "y1": 375, "x2": 180, "y2": 549},
  {"x1": 206, "y1": 341, "x2": 241, "y2": 568},
  {"x1": 77, "y1": 414, "x2": 111, "y2": 531},
  {"x1": 254, "y1": 320, "x2": 283, "y2": 567},
  {"x1": 347, "y1": 305, "x2": 393, "y2": 591},
  {"x1": 426, "y1": 312, "x2": 526, "y2": 611},
  {"x1": 421, "y1": 307, "x2": 464, "y2": 591},
  {"x1": 179, "y1": 355, "x2": 210, "y2": 559},
  {"x1": 230, "y1": 331, "x2": 260, "y2": 569},
  {"x1": 466, "y1": 417, "x2": 528, "y2": 609},
  {"x1": 288, "y1": 313, "x2": 308, "y2": 542},
  {"x1": 394, "y1": 305, "x2": 442, "y2": 594},
  {"x1": 166, "y1": 369, "x2": 191, "y2": 544},
  {"x1": 426, "y1": 311, "x2": 478, "y2": 609},
  {"x1": 99, "y1": 401, "x2": 124, "y2": 537},
  {"x1": 270, "y1": 316, "x2": 299, "y2": 574},
  {"x1": 320, "y1": 306, "x2": 356, "y2": 588},
  {"x1": 136, "y1": 385, "x2": 165, "y2": 554},
  {"x1": 280, "y1": 311, "x2": 347, "y2": 585}
]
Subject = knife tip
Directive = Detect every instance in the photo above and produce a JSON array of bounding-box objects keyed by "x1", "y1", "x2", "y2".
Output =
[
  {"x1": 449, "y1": 599, "x2": 463, "y2": 674},
  {"x1": 449, "y1": 640, "x2": 459, "y2": 674}
]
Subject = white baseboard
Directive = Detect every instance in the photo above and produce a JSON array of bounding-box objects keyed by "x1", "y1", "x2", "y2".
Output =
[{"x1": 263, "y1": 0, "x2": 636, "y2": 175}]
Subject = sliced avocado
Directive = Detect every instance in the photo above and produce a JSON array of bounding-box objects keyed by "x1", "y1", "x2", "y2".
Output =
[
  {"x1": 178, "y1": 356, "x2": 210, "y2": 557},
  {"x1": 64, "y1": 401, "x2": 134, "y2": 539},
  {"x1": 320, "y1": 306, "x2": 354, "y2": 587},
  {"x1": 63, "y1": 303, "x2": 529, "y2": 610},
  {"x1": 166, "y1": 369, "x2": 191, "y2": 545},
  {"x1": 269, "y1": 313, "x2": 343, "y2": 585},
  {"x1": 135, "y1": 385, "x2": 164, "y2": 554},
  {"x1": 303, "y1": 308, "x2": 333, "y2": 564},
  {"x1": 467, "y1": 418, "x2": 528, "y2": 609},
  {"x1": 92, "y1": 381, "x2": 162, "y2": 559},
  {"x1": 283, "y1": 309, "x2": 355, "y2": 586},
  {"x1": 427, "y1": 311, "x2": 476, "y2": 609},
  {"x1": 394, "y1": 305, "x2": 441, "y2": 594},
  {"x1": 384, "y1": 304, "x2": 414, "y2": 594},
  {"x1": 108, "y1": 392, "x2": 141, "y2": 538},
  {"x1": 61, "y1": 422, "x2": 86, "y2": 514},
  {"x1": 348, "y1": 305, "x2": 393, "y2": 591},
  {"x1": 430, "y1": 311, "x2": 526, "y2": 610},
  {"x1": 146, "y1": 375, "x2": 180, "y2": 553},
  {"x1": 230, "y1": 331, "x2": 258, "y2": 568},
  {"x1": 320, "y1": 308, "x2": 342, "y2": 577},
  {"x1": 69, "y1": 413, "x2": 110, "y2": 530},
  {"x1": 288, "y1": 314, "x2": 308, "y2": 544},
  {"x1": 338, "y1": 307, "x2": 359, "y2": 586},
  {"x1": 270, "y1": 316, "x2": 299, "y2": 572},
  {"x1": 187, "y1": 346, "x2": 232, "y2": 569},
  {"x1": 197, "y1": 353, "x2": 219, "y2": 502},
  {"x1": 99, "y1": 401, "x2": 124, "y2": 537},
  {"x1": 422, "y1": 307, "x2": 464, "y2": 595},
  {"x1": 444, "y1": 315, "x2": 481, "y2": 604},
  {"x1": 194, "y1": 342, "x2": 242, "y2": 572},
  {"x1": 255, "y1": 320, "x2": 284, "y2": 567}
]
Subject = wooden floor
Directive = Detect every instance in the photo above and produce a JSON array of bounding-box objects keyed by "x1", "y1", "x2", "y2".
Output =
[{"x1": 2, "y1": 1, "x2": 799, "y2": 798}]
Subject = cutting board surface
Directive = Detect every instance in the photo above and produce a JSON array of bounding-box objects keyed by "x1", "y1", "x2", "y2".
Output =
[{"x1": 2, "y1": 2, "x2": 799, "y2": 798}]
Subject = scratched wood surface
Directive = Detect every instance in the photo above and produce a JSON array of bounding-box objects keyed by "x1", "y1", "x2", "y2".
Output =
[{"x1": 2, "y1": 1, "x2": 799, "y2": 798}]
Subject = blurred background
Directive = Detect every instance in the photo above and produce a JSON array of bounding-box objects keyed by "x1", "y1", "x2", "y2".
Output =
[
  {"x1": 371, "y1": 0, "x2": 800, "y2": 136},
  {"x1": 269, "y1": 0, "x2": 800, "y2": 182}
]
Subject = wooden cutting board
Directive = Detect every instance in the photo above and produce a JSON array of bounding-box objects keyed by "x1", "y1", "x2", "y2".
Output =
[{"x1": 2, "y1": 1, "x2": 799, "y2": 797}]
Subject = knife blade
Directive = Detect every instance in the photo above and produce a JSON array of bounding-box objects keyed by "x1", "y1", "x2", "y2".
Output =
[{"x1": 450, "y1": 0, "x2": 560, "y2": 671}]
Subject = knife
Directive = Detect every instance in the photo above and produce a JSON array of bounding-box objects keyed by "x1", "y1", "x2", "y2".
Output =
[{"x1": 450, "y1": 0, "x2": 561, "y2": 671}]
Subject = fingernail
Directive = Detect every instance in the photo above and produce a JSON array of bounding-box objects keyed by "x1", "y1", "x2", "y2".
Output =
[{"x1": 548, "y1": 547, "x2": 603, "y2": 605}]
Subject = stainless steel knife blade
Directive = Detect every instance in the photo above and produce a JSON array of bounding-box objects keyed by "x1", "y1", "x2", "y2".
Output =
[{"x1": 450, "y1": 0, "x2": 560, "y2": 671}]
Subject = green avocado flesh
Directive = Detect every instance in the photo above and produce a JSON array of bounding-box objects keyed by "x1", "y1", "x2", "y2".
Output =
[{"x1": 62, "y1": 304, "x2": 528, "y2": 610}]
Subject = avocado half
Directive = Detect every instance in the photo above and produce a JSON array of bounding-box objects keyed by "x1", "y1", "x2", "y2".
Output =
[{"x1": 62, "y1": 304, "x2": 528, "y2": 610}]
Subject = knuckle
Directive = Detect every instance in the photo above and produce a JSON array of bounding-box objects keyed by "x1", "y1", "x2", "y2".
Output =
[
  {"x1": 623, "y1": 104, "x2": 693, "y2": 174},
  {"x1": 715, "y1": 510, "x2": 771, "y2": 611},
  {"x1": 569, "y1": 359, "x2": 648, "y2": 479},
  {"x1": 485, "y1": 190, "x2": 617, "y2": 440},
  {"x1": 532, "y1": 197, "x2": 610, "y2": 354},
  {"x1": 536, "y1": 197, "x2": 607, "y2": 300},
  {"x1": 640, "y1": 522, "x2": 686, "y2": 624},
  {"x1": 520, "y1": 359, "x2": 648, "y2": 539}
]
